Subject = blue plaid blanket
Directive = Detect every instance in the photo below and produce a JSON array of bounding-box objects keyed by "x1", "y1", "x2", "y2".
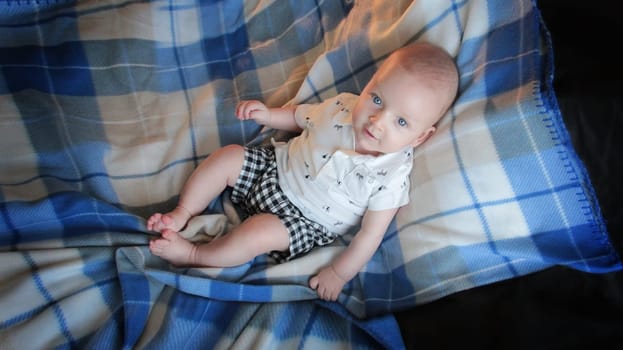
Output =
[{"x1": 1, "y1": 0, "x2": 620, "y2": 348}]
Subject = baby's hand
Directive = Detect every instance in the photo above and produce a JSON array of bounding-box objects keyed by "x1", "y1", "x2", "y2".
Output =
[
  {"x1": 236, "y1": 100, "x2": 270, "y2": 125},
  {"x1": 309, "y1": 265, "x2": 347, "y2": 301}
]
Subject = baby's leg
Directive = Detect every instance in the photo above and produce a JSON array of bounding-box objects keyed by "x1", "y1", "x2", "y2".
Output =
[
  {"x1": 150, "y1": 213, "x2": 290, "y2": 267},
  {"x1": 147, "y1": 144, "x2": 246, "y2": 233}
]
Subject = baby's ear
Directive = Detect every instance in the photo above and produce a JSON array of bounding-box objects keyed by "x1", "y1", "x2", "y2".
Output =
[{"x1": 412, "y1": 126, "x2": 436, "y2": 147}]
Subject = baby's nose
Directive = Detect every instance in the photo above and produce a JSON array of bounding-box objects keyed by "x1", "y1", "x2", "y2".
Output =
[{"x1": 369, "y1": 112, "x2": 387, "y2": 128}]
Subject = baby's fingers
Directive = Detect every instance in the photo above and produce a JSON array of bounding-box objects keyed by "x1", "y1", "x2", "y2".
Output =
[
  {"x1": 235, "y1": 101, "x2": 250, "y2": 119},
  {"x1": 236, "y1": 100, "x2": 263, "y2": 120},
  {"x1": 309, "y1": 275, "x2": 319, "y2": 290}
]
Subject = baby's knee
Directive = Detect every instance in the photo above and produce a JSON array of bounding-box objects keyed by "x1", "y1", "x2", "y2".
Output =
[
  {"x1": 220, "y1": 144, "x2": 246, "y2": 166},
  {"x1": 220, "y1": 143, "x2": 245, "y2": 156}
]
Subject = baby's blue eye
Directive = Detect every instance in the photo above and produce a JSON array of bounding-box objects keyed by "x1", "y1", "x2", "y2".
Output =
[
  {"x1": 398, "y1": 117, "x2": 407, "y2": 127},
  {"x1": 372, "y1": 95, "x2": 382, "y2": 105}
]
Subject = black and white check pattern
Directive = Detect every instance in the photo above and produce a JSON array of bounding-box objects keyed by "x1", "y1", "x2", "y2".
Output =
[{"x1": 231, "y1": 146, "x2": 337, "y2": 262}]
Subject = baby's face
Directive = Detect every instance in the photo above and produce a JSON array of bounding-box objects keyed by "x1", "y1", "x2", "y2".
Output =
[{"x1": 351, "y1": 62, "x2": 444, "y2": 156}]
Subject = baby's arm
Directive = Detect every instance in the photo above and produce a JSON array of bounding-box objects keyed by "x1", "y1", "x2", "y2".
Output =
[
  {"x1": 309, "y1": 207, "x2": 399, "y2": 301},
  {"x1": 236, "y1": 100, "x2": 301, "y2": 132}
]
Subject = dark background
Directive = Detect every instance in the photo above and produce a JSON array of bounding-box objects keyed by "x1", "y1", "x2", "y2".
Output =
[{"x1": 396, "y1": 1, "x2": 623, "y2": 348}]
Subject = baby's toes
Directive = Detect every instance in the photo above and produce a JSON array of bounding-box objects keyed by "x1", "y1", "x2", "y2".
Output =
[
  {"x1": 149, "y1": 240, "x2": 160, "y2": 254},
  {"x1": 161, "y1": 229, "x2": 179, "y2": 241},
  {"x1": 147, "y1": 213, "x2": 162, "y2": 231},
  {"x1": 149, "y1": 239, "x2": 168, "y2": 254}
]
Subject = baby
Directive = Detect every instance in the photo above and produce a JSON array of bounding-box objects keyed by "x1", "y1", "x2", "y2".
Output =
[{"x1": 148, "y1": 41, "x2": 459, "y2": 301}]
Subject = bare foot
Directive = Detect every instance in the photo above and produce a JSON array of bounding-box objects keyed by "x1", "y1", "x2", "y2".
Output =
[
  {"x1": 149, "y1": 229, "x2": 197, "y2": 266},
  {"x1": 147, "y1": 206, "x2": 191, "y2": 232}
]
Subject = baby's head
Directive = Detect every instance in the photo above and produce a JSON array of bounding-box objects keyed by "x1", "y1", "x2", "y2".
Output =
[{"x1": 352, "y1": 41, "x2": 459, "y2": 155}]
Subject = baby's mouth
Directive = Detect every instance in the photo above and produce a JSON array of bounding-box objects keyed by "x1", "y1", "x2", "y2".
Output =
[{"x1": 364, "y1": 127, "x2": 378, "y2": 140}]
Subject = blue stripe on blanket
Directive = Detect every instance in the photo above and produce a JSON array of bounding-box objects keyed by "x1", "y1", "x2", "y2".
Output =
[
  {"x1": 0, "y1": 192, "x2": 143, "y2": 246},
  {"x1": 0, "y1": 41, "x2": 94, "y2": 95},
  {"x1": 23, "y1": 252, "x2": 78, "y2": 346}
]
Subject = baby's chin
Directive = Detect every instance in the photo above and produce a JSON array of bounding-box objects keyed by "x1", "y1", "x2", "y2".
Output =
[{"x1": 354, "y1": 138, "x2": 382, "y2": 156}]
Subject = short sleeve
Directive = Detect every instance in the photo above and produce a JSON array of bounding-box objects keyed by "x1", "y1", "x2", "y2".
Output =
[{"x1": 367, "y1": 164, "x2": 411, "y2": 211}]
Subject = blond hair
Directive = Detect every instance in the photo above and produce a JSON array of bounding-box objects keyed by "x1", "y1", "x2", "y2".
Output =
[{"x1": 386, "y1": 41, "x2": 459, "y2": 120}]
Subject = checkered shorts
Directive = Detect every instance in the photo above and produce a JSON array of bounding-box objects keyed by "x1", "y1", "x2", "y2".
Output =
[{"x1": 230, "y1": 146, "x2": 336, "y2": 263}]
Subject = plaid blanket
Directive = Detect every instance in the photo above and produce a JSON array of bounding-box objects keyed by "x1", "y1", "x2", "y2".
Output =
[{"x1": 1, "y1": 0, "x2": 620, "y2": 348}]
